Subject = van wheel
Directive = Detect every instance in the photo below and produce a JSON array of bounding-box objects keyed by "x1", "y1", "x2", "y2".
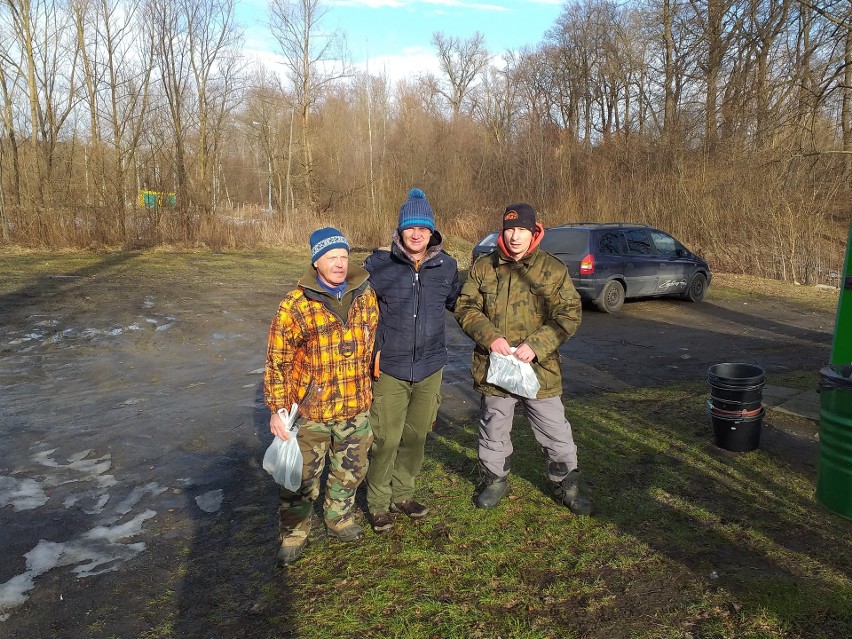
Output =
[
  {"x1": 594, "y1": 280, "x2": 625, "y2": 313},
  {"x1": 682, "y1": 273, "x2": 707, "y2": 302}
]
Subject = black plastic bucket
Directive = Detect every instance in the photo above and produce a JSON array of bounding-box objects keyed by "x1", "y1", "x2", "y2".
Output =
[
  {"x1": 707, "y1": 363, "x2": 766, "y2": 412},
  {"x1": 708, "y1": 405, "x2": 765, "y2": 452}
]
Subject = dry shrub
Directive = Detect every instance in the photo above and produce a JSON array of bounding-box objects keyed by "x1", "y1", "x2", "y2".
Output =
[{"x1": 3, "y1": 135, "x2": 849, "y2": 287}]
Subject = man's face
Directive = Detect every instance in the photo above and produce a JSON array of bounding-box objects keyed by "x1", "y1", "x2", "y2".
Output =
[
  {"x1": 502, "y1": 226, "x2": 533, "y2": 260},
  {"x1": 401, "y1": 227, "x2": 432, "y2": 258},
  {"x1": 314, "y1": 248, "x2": 349, "y2": 286}
]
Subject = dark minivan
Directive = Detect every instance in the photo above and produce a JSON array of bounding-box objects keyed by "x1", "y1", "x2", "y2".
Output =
[{"x1": 471, "y1": 223, "x2": 711, "y2": 313}]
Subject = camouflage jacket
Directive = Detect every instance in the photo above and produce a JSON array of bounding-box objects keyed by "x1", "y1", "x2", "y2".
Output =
[
  {"x1": 454, "y1": 246, "x2": 582, "y2": 398},
  {"x1": 264, "y1": 264, "x2": 378, "y2": 423}
]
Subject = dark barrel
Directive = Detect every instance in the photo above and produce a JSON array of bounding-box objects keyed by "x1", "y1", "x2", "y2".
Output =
[
  {"x1": 816, "y1": 366, "x2": 852, "y2": 520},
  {"x1": 707, "y1": 363, "x2": 766, "y2": 451}
]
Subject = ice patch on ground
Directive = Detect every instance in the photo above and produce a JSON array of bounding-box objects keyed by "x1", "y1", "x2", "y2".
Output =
[
  {"x1": 195, "y1": 489, "x2": 224, "y2": 513},
  {"x1": 0, "y1": 477, "x2": 49, "y2": 511},
  {"x1": 33, "y1": 448, "x2": 114, "y2": 481},
  {"x1": 0, "y1": 448, "x2": 170, "y2": 621},
  {"x1": 0, "y1": 447, "x2": 169, "y2": 621},
  {"x1": 114, "y1": 483, "x2": 167, "y2": 516},
  {"x1": 0, "y1": 510, "x2": 156, "y2": 621}
]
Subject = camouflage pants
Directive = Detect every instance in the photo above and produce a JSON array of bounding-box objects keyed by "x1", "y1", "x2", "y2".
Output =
[{"x1": 278, "y1": 411, "x2": 372, "y2": 543}]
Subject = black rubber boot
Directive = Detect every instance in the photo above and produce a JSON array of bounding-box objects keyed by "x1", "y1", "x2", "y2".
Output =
[
  {"x1": 475, "y1": 468, "x2": 509, "y2": 509},
  {"x1": 550, "y1": 464, "x2": 593, "y2": 516}
]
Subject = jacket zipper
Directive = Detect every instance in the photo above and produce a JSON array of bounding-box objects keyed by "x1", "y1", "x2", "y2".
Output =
[{"x1": 411, "y1": 268, "x2": 420, "y2": 380}]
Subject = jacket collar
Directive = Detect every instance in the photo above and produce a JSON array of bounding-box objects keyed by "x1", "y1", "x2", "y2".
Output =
[
  {"x1": 298, "y1": 262, "x2": 370, "y2": 298},
  {"x1": 496, "y1": 222, "x2": 545, "y2": 262},
  {"x1": 391, "y1": 229, "x2": 445, "y2": 265}
]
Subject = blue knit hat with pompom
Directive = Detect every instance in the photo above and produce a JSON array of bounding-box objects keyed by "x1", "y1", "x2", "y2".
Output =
[{"x1": 398, "y1": 188, "x2": 435, "y2": 232}]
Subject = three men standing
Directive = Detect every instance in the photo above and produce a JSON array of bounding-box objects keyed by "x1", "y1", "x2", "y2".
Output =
[
  {"x1": 264, "y1": 199, "x2": 591, "y2": 565},
  {"x1": 454, "y1": 203, "x2": 593, "y2": 515},
  {"x1": 364, "y1": 188, "x2": 461, "y2": 533}
]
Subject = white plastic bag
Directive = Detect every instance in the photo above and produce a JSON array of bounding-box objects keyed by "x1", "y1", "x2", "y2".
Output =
[
  {"x1": 262, "y1": 403, "x2": 303, "y2": 491},
  {"x1": 487, "y1": 350, "x2": 541, "y2": 399}
]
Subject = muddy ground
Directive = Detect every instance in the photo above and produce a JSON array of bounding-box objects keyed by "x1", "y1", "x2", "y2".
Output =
[{"x1": 0, "y1": 258, "x2": 836, "y2": 637}]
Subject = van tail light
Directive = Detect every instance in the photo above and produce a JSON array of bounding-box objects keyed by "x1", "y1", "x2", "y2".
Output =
[{"x1": 579, "y1": 253, "x2": 595, "y2": 275}]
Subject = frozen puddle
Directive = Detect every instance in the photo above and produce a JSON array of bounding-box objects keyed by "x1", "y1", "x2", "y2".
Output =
[
  {"x1": 0, "y1": 448, "x2": 216, "y2": 622},
  {"x1": 0, "y1": 510, "x2": 157, "y2": 620}
]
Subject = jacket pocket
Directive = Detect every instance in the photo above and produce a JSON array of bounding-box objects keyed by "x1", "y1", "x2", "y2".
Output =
[{"x1": 479, "y1": 282, "x2": 499, "y2": 316}]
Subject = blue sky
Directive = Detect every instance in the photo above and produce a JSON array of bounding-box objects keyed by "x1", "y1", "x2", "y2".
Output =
[{"x1": 238, "y1": 0, "x2": 565, "y2": 83}]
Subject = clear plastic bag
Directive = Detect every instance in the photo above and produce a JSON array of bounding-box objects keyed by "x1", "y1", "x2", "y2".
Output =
[
  {"x1": 487, "y1": 350, "x2": 541, "y2": 399},
  {"x1": 262, "y1": 403, "x2": 303, "y2": 491}
]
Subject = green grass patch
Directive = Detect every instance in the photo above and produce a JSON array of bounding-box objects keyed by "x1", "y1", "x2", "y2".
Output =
[
  {"x1": 767, "y1": 369, "x2": 821, "y2": 391},
  {"x1": 708, "y1": 273, "x2": 839, "y2": 314},
  {"x1": 266, "y1": 382, "x2": 851, "y2": 638}
]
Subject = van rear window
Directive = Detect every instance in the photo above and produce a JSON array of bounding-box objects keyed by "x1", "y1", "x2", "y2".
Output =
[{"x1": 540, "y1": 229, "x2": 590, "y2": 256}]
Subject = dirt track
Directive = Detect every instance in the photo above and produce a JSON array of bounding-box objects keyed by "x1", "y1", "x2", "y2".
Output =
[{"x1": 0, "y1": 258, "x2": 835, "y2": 636}]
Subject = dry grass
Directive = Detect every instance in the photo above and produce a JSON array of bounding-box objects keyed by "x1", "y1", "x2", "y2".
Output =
[{"x1": 710, "y1": 272, "x2": 841, "y2": 314}]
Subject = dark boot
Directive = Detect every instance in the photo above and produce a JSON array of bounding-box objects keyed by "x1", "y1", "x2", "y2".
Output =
[
  {"x1": 276, "y1": 538, "x2": 307, "y2": 566},
  {"x1": 475, "y1": 467, "x2": 509, "y2": 509},
  {"x1": 550, "y1": 464, "x2": 593, "y2": 516}
]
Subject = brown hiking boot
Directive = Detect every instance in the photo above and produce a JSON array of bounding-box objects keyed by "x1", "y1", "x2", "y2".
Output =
[
  {"x1": 390, "y1": 499, "x2": 429, "y2": 519},
  {"x1": 370, "y1": 511, "x2": 394, "y2": 533},
  {"x1": 326, "y1": 517, "x2": 364, "y2": 542}
]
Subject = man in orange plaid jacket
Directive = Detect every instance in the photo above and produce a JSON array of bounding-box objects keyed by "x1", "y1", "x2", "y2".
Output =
[{"x1": 264, "y1": 227, "x2": 378, "y2": 565}]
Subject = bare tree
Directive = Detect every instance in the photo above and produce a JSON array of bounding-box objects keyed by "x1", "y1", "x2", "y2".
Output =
[
  {"x1": 686, "y1": 0, "x2": 742, "y2": 149},
  {"x1": 96, "y1": 0, "x2": 154, "y2": 240},
  {"x1": 430, "y1": 31, "x2": 490, "y2": 117},
  {"x1": 0, "y1": 16, "x2": 23, "y2": 217},
  {"x1": 844, "y1": 14, "x2": 852, "y2": 151},
  {"x1": 184, "y1": 0, "x2": 242, "y2": 214},
  {"x1": 4, "y1": 0, "x2": 79, "y2": 207},
  {"x1": 146, "y1": 0, "x2": 193, "y2": 233},
  {"x1": 269, "y1": 0, "x2": 348, "y2": 211}
]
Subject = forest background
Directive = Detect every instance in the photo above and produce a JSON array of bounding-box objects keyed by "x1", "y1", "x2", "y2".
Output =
[{"x1": 0, "y1": 0, "x2": 851, "y2": 285}]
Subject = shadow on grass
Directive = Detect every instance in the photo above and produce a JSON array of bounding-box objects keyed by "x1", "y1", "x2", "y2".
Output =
[
  {"x1": 0, "y1": 252, "x2": 141, "y2": 314},
  {"x1": 422, "y1": 382, "x2": 852, "y2": 638}
]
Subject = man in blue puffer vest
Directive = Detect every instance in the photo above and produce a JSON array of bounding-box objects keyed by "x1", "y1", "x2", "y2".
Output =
[{"x1": 364, "y1": 188, "x2": 461, "y2": 533}]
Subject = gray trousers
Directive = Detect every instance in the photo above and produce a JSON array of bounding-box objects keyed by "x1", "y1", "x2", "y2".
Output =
[{"x1": 479, "y1": 394, "x2": 578, "y2": 480}]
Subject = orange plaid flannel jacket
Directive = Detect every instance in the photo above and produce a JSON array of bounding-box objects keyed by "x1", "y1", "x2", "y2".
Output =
[{"x1": 264, "y1": 264, "x2": 378, "y2": 423}]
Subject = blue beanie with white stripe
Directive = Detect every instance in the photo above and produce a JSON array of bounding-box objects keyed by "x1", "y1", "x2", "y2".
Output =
[
  {"x1": 309, "y1": 227, "x2": 350, "y2": 263},
  {"x1": 397, "y1": 188, "x2": 435, "y2": 232}
]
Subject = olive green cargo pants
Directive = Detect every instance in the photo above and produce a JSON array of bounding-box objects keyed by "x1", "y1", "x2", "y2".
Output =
[{"x1": 366, "y1": 369, "x2": 442, "y2": 513}]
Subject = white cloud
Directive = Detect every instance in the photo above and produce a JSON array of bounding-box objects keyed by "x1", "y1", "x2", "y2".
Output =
[
  {"x1": 354, "y1": 46, "x2": 443, "y2": 83},
  {"x1": 335, "y1": 0, "x2": 407, "y2": 7},
  {"x1": 335, "y1": 0, "x2": 504, "y2": 8}
]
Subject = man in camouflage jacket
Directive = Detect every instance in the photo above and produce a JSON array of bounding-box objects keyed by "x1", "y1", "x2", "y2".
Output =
[
  {"x1": 265, "y1": 227, "x2": 378, "y2": 565},
  {"x1": 455, "y1": 204, "x2": 593, "y2": 514}
]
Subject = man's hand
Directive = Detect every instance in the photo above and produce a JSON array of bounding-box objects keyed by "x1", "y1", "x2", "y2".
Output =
[
  {"x1": 270, "y1": 412, "x2": 291, "y2": 440},
  {"x1": 489, "y1": 337, "x2": 513, "y2": 355},
  {"x1": 513, "y1": 343, "x2": 536, "y2": 363}
]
